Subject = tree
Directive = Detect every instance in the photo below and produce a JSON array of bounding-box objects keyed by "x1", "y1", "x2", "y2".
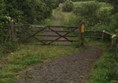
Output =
[
  {"x1": 74, "y1": 2, "x2": 100, "y2": 26},
  {"x1": 3, "y1": 0, "x2": 52, "y2": 23},
  {"x1": 41, "y1": 0, "x2": 59, "y2": 9},
  {"x1": 0, "y1": 0, "x2": 60, "y2": 43},
  {"x1": 97, "y1": 0, "x2": 118, "y2": 13},
  {"x1": 0, "y1": 0, "x2": 5, "y2": 22},
  {"x1": 0, "y1": 0, "x2": 3, "y2": 14},
  {"x1": 62, "y1": 0, "x2": 74, "y2": 12},
  {"x1": 2, "y1": 0, "x2": 60, "y2": 24},
  {"x1": 58, "y1": 0, "x2": 65, "y2": 3}
]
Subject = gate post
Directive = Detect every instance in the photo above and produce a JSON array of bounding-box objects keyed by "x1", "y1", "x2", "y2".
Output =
[
  {"x1": 79, "y1": 21, "x2": 85, "y2": 46},
  {"x1": 8, "y1": 21, "x2": 16, "y2": 41},
  {"x1": 101, "y1": 30, "x2": 105, "y2": 41}
]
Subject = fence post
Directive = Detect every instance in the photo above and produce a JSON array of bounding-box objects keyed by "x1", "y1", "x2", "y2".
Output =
[
  {"x1": 79, "y1": 21, "x2": 85, "y2": 46},
  {"x1": 101, "y1": 30, "x2": 105, "y2": 41},
  {"x1": 8, "y1": 21, "x2": 16, "y2": 41},
  {"x1": 111, "y1": 35, "x2": 117, "y2": 48}
]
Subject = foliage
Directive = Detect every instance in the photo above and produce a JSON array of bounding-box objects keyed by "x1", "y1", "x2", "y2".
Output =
[
  {"x1": 44, "y1": 9, "x2": 64, "y2": 25},
  {"x1": 87, "y1": 40, "x2": 118, "y2": 83},
  {"x1": 72, "y1": 0, "x2": 95, "y2": 1},
  {"x1": 91, "y1": 23, "x2": 108, "y2": 31},
  {"x1": 73, "y1": 2, "x2": 100, "y2": 26},
  {"x1": 96, "y1": 8, "x2": 112, "y2": 25},
  {"x1": 3, "y1": 0, "x2": 49, "y2": 23},
  {"x1": 72, "y1": 1, "x2": 114, "y2": 30},
  {"x1": 0, "y1": 0, "x2": 6, "y2": 25},
  {"x1": 0, "y1": 1, "x2": 118, "y2": 83},
  {"x1": 63, "y1": 13, "x2": 82, "y2": 26},
  {"x1": 41, "y1": 0, "x2": 60, "y2": 9},
  {"x1": 0, "y1": 0, "x2": 60, "y2": 24},
  {"x1": 0, "y1": 0, "x2": 60, "y2": 43},
  {"x1": 58, "y1": 0, "x2": 65, "y2": 3},
  {"x1": 62, "y1": 0, "x2": 74, "y2": 12},
  {"x1": 0, "y1": 42, "x2": 18, "y2": 56},
  {"x1": 97, "y1": 0, "x2": 118, "y2": 13},
  {"x1": 96, "y1": 0, "x2": 118, "y2": 32},
  {"x1": 90, "y1": 8, "x2": 112, "y2": 31},
  {"x1": 0, "y1": 0, "x2": 4, "y2": 15},
  {"x1": 109, "y1": 13, "x2": 118, "y2": 32}
]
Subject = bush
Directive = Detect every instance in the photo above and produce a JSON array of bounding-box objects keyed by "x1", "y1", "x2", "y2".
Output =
[
  {"x1": 62, "y1": 0, "x2": 74, "y2": 12},
  {"x1": 63, "y1": 14, "x2": 82, "y2": 26},
  {"x1": 74, "y1": 2, "x2": 100, "y2": 17},
  {"x1": 1, "y1": 0, "x2": 60, "y2": 24},
  {"x1": 96, "y1": 8, "x2": 112, "y2": 25},
  {"x1": 58, "y1": 0, "x2": 65, "y2": 3},
  {"x1": 73, "y1": 2, "x2": 100, "y2": 26},
  {"x1": 0, "y1": 42, "x2": 18, "y2": 55},
  {"x1": 109, "y1": 13, "x2": 118, "y2": 32},
  {"x1": 91, "y1": 23, "x2": 108, "y2": 31},
  {"x1": 89, "y1": 47, "x2": 118, "y2": 83}
]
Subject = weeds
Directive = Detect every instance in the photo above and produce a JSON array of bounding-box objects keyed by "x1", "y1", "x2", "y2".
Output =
[
  {"x1": 0, "y1": 42, "x2": 18, "y2": 56},
  {"x1": 88, "y1": 39, "x2": 118, "y2": 83}
]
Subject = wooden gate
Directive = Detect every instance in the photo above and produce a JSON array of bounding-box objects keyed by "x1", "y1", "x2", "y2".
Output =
[{"x1": 14, "y1": 25, "x2": 80, "y2": 45}]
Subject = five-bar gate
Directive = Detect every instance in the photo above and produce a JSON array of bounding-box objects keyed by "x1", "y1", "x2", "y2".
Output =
[{"x1": 14, "y1": 25, "x2": 80, "y2": 45}]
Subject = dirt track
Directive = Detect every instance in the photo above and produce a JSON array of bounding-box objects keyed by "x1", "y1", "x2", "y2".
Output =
[{"x1": 15, "y1": 46, "x2": 103, "y2": 83}]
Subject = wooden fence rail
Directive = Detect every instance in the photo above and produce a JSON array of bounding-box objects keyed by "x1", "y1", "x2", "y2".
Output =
[
  {"x1": 0, "y1": 23, "x2": 117, "y2": 46},
  {"x1": 12, "y1": 25, "x2": 80, "y2": 45}
]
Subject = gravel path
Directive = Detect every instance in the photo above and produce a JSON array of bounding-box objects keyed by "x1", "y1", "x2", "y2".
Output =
[{"x1": 15, "y1": 46, "x2": 103, "y2": 83}]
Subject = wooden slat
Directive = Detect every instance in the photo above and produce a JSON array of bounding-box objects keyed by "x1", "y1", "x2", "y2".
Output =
[
  {"x1": 47, "y1": 27, "x2": 73, "y2": 44},
  {"x1": 23, "y1": 28, "x2": 47, "y2": 40},
  {"x1": 33, "y1": 39, "x2": 78, "y2": 42},
  {"x1": 47, "y1": 26, "x2": 80, "y2": 44},
  {"x1": 41, "y1": 29, "x2": 74, "y2": 32},
  {"x1": 47, "y1": 26, "x2": 78, "y2": 28},
  {"x1": 37, "y1": 35, "x2": 77, "y2": 37},
  {"x1": 15, "y1": 25, "x2": 78, "y2": 45}
]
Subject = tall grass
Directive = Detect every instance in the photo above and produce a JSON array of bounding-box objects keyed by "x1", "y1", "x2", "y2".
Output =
[{"x1": 87, "y1": 39, "x2": 118, "y2": 83}]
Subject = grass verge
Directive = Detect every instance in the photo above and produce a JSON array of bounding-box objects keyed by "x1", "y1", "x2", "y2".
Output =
[
  {"x1": 87, "y1": 39, "x2": 118, "y2": 83},
  {"x1": 0, "y1": 44, "x2": 77, "y2": 83}
]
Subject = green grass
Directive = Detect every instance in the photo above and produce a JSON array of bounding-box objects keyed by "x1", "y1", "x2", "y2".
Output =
[
  {"x1": 87, "y1": 39, "x2": 118, "y2": 83},
  {"x1": 0, "y1": 1, "x2": 116, "y2": 83},
  {"x1": 73, "y1": 1, "x2": 113, "y2": 13},
  {"x1": 0, "y1": 44, "x2": 77, "y2": 83},
  {"x1": 44, "y1": 4, "x2": 80, "y2": 26},
  {"x1": 73, "y1": 1, "x2": 96, "y2": 7},
  {"x1": 73, "y1": 1, "x2": 112, "y2": 7},
  {"x1": 44, "y1": 1, "x2": 113, "y2": 27},
  {"x1": 52, "y1": 9, "x2": 81, "y2": 26}
]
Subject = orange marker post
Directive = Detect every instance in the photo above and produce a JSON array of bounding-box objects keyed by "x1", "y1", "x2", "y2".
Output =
[{"x1": 79, "y1": 21, "x2": 85, "y2": 46}]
